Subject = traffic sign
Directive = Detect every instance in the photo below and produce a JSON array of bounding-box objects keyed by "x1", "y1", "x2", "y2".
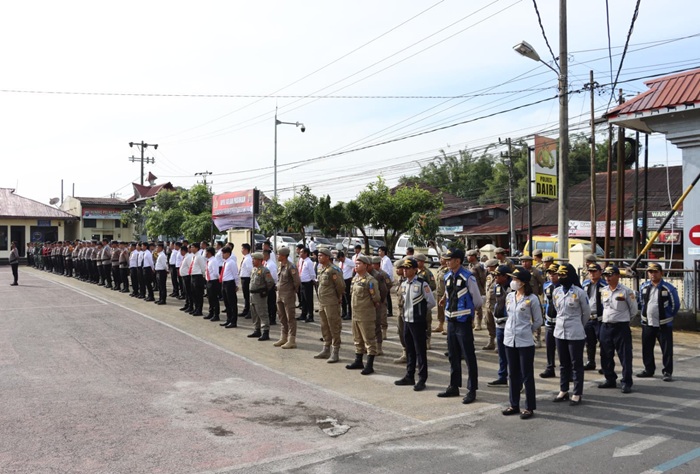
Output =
[{"x1": 690, "y1": 225, "x2": 700, "y2": 246}]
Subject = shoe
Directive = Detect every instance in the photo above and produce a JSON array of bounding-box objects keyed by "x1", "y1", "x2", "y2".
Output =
[
  {"x1": 10, "y1": 283, "x2": 18, "y2": 286},
  {"x1": 520, "y1": 410, "x2": 534, "y2": 420},
  {"x1": 269, "y1": 320, "x2": 277, "y2": 326},
  {"x1": 192, "y1": 312, "x2": 203, "y2": 316},
  {"x1": 553, "y1": 393, "x2": 570, "y2": 403},
  {"x1": 258, "y1": 331, "x2": 270, "y2": 341},
  {"x1": 598, "y1": 369, "x2": 604, "y2": 375},
  {"x1": 341, "y1": 315, "x2": 351, "y2": 320},
  {"x1": 273, "y1": 335, "x2": 288, "y2": 347},
  {"x1": 621, "y1": 385, "x2": 632, "y2": 394},
  {"x1": 393, "y1": 352, "x2": 407, "y2": 364},
  {"x1": 539, "y1": 369, "x2": 556, "y2": 379},
  {"x1": 502, "y1": 407, "x2": 520, "y2": 416},
  {"x1": 346, "y1": 354, "x2": 364, "y2": 370},
  {"x1": 210, "y1": 317, "x2": 220, "y2": 322},
  {"x1": 282, "y1": 337, "x2": 297, "y2": 349},
  {"x1": 179, "y1": 306, "x2": 190, "y2": 312},
  {"x1": 155, "y1": 301, "x2": 164, "y2": 305},
  {"x1": 487, "y1": 379, "x2": 508, "y2": 387},
  {"x1": 144, "y1": 297, "x2": 155, "y2": 302},
  {"x1": 636, "y1": 370, "x2": 654, "y2": 378},
  {"x1": 220, "y1": 322, "x2": 229, "y2": 326},
  {"x1": 203, "y1": 314, "x2": 213, "y2": 320},
  {"x1": 244, "y1": 315, "x2": 252, "y2": 320},
  {"x1": 394, "y1": 377, "x2": 416, "y2": 386},
  {"x1": 462, "y1": 391, "x2": 476, "y2": 404},
  {"x1": 569, "y1": 397, "x2": 582, "y2": 406},
  {"x1": 296, "y1": 316, "x2": 306, "y2": 321},
  {"x1": 305, "y1": 318, "x2": 314, "y2": 323},
  {"x1": 437, "y1": 386, "x2": 460, "y2": 398},
  {"x1": 314, "y1": 346, "x2": 331, "y2": 359},
  {"x1": 341, "y1": 313, "x2": 348, "y2": 319},
  {"x1": 327, "y1": 346, "x2": 339, "y2": 363},
  {"x1": 583, "y1": 361, "x2": 596, "y2": 371},
  {"x1": 224, "y1": 323, "x2": 237, "y2": 328},
  {"x1": 247, "y1": 331, "x2": 262, "y2": 338},
  {"x1": 482, "y1": 341, "x2": 495, "y2": 351},
  {"x1": 360, "y1": 355, "x2": 375, "y2": 375},
  {"x1": 414, "y1": 380, "x2": 426, "y2": 392},
  {"x1": 432, "y1": 325, "x2": 444, "y2": 333},
  {"x1": 598, "y1": 380, "x2": 617, "y2": 389},
  {"x1": 663, "y1": 374, "x2": 673, "y2": 382}
]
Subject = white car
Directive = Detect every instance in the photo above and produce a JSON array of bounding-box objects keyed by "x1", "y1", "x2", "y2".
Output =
[
  {"x1": 394, "y1": 234, "x2": 444, "y2": 267},
  {"x1": 272, "y1": 235, "x2": 297, "y2": 251}
]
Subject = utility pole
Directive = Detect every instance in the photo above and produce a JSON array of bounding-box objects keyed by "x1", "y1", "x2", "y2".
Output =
[
  {"x1": 557, "y1": 0, "x2": 570, "y2": 260},
  {"x1": 128, "y1": 141, "x2": 158, "y2": 185},
  {"x1": 614, "y1": 89, "x2": 625, "y2": 258},
  {"x1": 501, "y1": 138, "x2": 517, "y2": 254},
  {"x1": 585, "y1": 70, "x2": 599, "y2": 251},
  {"x1": 195, "y1": 170, "x2": 213, "y2": 189}
]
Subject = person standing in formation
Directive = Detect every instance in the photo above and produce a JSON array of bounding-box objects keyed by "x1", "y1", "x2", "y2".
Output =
[
  {"x1": 432, "y1": 255, "x2": 449, "y2": 335},
  {"x1": 370, "y1": 256, "x2": 391, "y2": 354},
  {"x1": 188, "y1": 243, "x2": 207, "y2": 316},
  {"x1": 8, "y1": 241, "x2": 19, "y2": 286},
  {"x1": 336, "y1": 251, "x2": 355, "y2": 320},
  {"x1": 263, "y1": 249, "x2": 278, "y2": 326},
  {"x1": 239, "y1": 243, "x2": 253, "y2": 318},
  {"x1": 247, "y1": 252, "x2": 275, "y2": 341},
  {"x1": 220, "y1": 246, "x2": 240, "y2": 329},
  {"x1": 314, "y1": 248, "x2": 346, "y2": 362},
  {"x1": 297, "y1": 247, "x2": 316, "y2": 323},
  {"x1": 169, "y1": 242, "x2": 181, "y2": 298},
  {"x1": 466, "y1": 250, "x2": 486, "y2": 331},
  {"x1": 487, "y1": 265, "x2": 511, "y2": 387},
  {"x1": 274, "y1": 247, "x2": 300, "y2": 348},
  {"x1": 378, "y1": 246, "x2": 395, "y2": 317},
  {"x1": 582, "y1": 263, "x2": 606, "y2": 371},
  {"x1": 346, "y1": 255, "x2": 381, "y2": 375},
  {"x1": 540, "y1": 264, "x2": 561, "y2": 379},
  {"x1": 415, "y1": 253, "x2": 436, "y2": 349},
  {"x1": 154, "y1": 242, "x2": 169, "y2": 305},
  {"x1": 205, "y1": 247, "x2": 220, "y2": 320}
]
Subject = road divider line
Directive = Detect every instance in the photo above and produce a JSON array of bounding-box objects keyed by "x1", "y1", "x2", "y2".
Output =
[{"x1": 640, "y1": 447, "x2": 700, "y2": 473}]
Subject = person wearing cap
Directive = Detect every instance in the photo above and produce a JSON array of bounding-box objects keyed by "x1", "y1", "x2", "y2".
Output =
[
  {"x1": 598, "y1": 265, "x2": 637, "y2": 393},
  {"x1": 522, "y1": 255, "x2": 545, "y2": 348},
  {"x1": 466, "y1": 250, "x2": 487, "y2": 331},
  {"x1": 239, "y1": 243, "x2": 253, "y2": 318},
  {"x1": 582, "y1": 263, "x2": 606, "y2": 371},
  {"x1": 274, "y1": 247, "x2": 301, "y2": 347},
  {"x1": 248, "y1": 252, "x2": 275, "y2": 341},
  {"x1": 370, "y1": 256, "x2": 391, "y2": 354},
  {"x1": 117, "y1": 241, "x2": 129, "y2": 293},
  {"x1": 336, "y1": 251, "x2": 355, "y2": 320},
  {"x1": 552, "y1": 264, "x2": 590, "y2": 405},
  {"x1": 297, "y1": 247, "x2": 316, "y2": 323},
  {"x1": 481, "y1": 259, "x2": 500, "y2": 350},
  {"x1": 487, "y1": 265, "x2": 512, "y2": 387},
  {"x1": 579, "y1": 254, "x2": 599, "y2": 282},
  {"x1": 540, "y1": 264, "x2": 561, "y2": 378},
  {"x1": 540, "y1": 255, "x2": 554, "y2": 273},
  {"x1": 346, "y1": 255, "x2": 381, "y2": 375},
  {"x1": 437, "y1": 248, "x2": 483, "y2": 404},
  {"x1": 533, "y1": 249, "x2": 544, "y2": 269},
  {"x1": 495, "y1": 247, "x2": 515, "y2": 272},
  {"x1": 432, "y1": 255, "x2": 450, "y2": 335},
  {"x1": 393, "y1": 259, "x2": 409, "y2": 364},
  {"x1": 502, "y1": 267, "x2": 543, "y2": 420},
  {"x1": 154, "y1": 242, "x2": 169, "y2": 305},
  {"x1": 313, "y1": 248, "x2": 346, "y2": 362},
  {"x1": 395, "y1": 257, "x2": 436, "y2": 391},
  {"x1": 101, "y1": 238, "x2": 113, "y2": 289},
  {"x1": 415, "y1": 253, "x2": 436, "y2": 349},
  {"x1": 637, "y1": 263, "x2": 680, "y2": 382},
  {"x1": 219, "y1": 246, "x2": 240, "y2": 328}
]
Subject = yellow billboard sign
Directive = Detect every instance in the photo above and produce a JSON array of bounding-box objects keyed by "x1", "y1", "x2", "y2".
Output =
[
  {"x1": 535, "y1": 174, "x2": 558, "y2": 199},
  {"x1": 532, "y1": 135, "x2": 558, "y2": 200}
]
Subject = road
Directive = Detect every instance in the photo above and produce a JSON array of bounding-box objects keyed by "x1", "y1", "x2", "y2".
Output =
[{"x1": 1, "y1": 266, "x2": 699, "y2": 473}]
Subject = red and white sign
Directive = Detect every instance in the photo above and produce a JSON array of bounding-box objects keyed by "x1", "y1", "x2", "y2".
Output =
[
  {"x1": 689, "y1": 225, "x2": 700, "y2": 246},
  {"x1": 212, "y1": 189, "x2": 256, "y2": 231},
  {"x1": 658, "y1": 231, "x2": 681, "y2": 244}
]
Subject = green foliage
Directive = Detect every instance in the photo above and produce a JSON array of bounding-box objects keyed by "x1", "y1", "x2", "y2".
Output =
[
  {"x1": 283, "y1": 185, "x2": 318, "y2": 242},
  {"x1": 181, "y1": 213, "x2": 213, "y2": 243},
  {"x1": 137, "y1": 183, "x2": 213, "y2": 240},
  {"x1": 314, "y1": 195, "x2": 346, "y2": 237},
  {"x1": 258, "y1": 197, "x2": 287, "y2": 236},
  {"x1": 120, "y1": 207, "x2": 145, "y2": 237},
  {"x1": 344, "y1": 199, "x2": 371, "y2": 248},
  {"x1": 407, "y1": 210, "x2": 441, "y2": 247}
]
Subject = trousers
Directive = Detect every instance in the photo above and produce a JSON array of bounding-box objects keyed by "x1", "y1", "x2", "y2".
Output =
[
  {"x1": 556, "y1": 338, "x2": 585, "y2": 396},
  {"x1": 505, "y1": 345, "x2": 536, "y2": 411},
  {"x1": 446, "y1": 319, "x2": 478, "y2": 391}
]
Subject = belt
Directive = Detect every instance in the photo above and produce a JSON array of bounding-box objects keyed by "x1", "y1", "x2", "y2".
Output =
[{"x1": 603, "y1": 321, "x2": 629, "y2": 327}]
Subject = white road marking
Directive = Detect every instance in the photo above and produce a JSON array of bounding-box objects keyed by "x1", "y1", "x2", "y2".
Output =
[{"x1": 613, "y1": 436, "x2": 669, "y2": 457}]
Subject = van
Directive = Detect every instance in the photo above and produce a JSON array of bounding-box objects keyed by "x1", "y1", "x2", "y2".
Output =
[
  {"x1": 394, "y1": 234, "x2": 444, "y2": 267},
  {"x1": 523, "y1": 236, "x2": 604, "y2": 260}
]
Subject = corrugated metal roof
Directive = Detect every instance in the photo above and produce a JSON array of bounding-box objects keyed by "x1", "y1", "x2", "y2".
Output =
[
  {"x1": 74, "y1": 196, "x2": 131, "y2": 206},
  {"x1": 462, "y1": 166, "x2": 682, "y2": 236},
  {"x1": 606, "y1": 68, "x2": 700, "y2": 120},
  {"x1": 0, "y1": 188, "x2": 78, "y2": 220}
]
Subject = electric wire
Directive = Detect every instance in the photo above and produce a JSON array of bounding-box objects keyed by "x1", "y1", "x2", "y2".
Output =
[
  {"x1": 531, "y1": 0, "x2": 559, "y2": 68},
  {"x1": 607, "y1": 0, "x2": 642, "y2": 108}
]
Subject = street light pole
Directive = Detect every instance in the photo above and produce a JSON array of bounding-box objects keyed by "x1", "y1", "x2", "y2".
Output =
[
  {"x1": 513, "y1": 0, "x2": 569, "y2": 260},
  {"x1": 273, "y1": 110, "x2": 305, "y2": 250}
]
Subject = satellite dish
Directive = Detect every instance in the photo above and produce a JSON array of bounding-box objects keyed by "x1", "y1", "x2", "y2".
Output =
[{"x1": 49, "y1": 197, "x2": 59, "y2": 205}]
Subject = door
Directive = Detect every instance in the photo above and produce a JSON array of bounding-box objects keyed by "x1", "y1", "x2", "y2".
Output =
[{"x1": 10, "y1": 226, "x2": 26, "y2": 257}]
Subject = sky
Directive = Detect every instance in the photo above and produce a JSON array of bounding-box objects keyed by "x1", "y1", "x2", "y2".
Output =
[{"x1": 1, "y1": 0, "x2": 696, "y2": 208}]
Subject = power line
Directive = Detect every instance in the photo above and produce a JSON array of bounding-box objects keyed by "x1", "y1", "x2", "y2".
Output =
[
  {"x1": 607, "y1": 0, "x2": 642, "y2": 108},
  {"x1": 531, "y1": 0, "x2": 559, "y2": 69}
]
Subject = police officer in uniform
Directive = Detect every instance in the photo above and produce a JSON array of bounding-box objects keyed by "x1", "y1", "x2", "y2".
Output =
[
  {"x1": 346, "y1": 255, "x2": 381, "y2": 375},
  {"x1": 314, "y1": 248, "x2": 346, "y2": 362},
  {"x1": 482, "y1": 259, "x2": 499, "y2": 350},
  {"x1": 336, "y1": 251, "x2": 355, "y2": 320},
  {"x1": 393, "y1": 260, "x2": 408, "y2": 364},
  {"x1": 154, "y1": 242, "x2": 169, "y2": 304},
  {"x1": 495, "y1": 247, "x2": 515, "y2": 272},
  {"x1": 582, "y1": 263, "x2": 606, "y2": 370},
  {"x1": 637, "y1": 262, "x2": 680, "y2": 382},
  {"x1": 415, "y1": 253, "x2": 436, "y2": 348},
  {"x1": 101, "y1": 239, "x2": 113, "y2": 288},
  {"x1": 432, "y1": 255, "x2": 449, "y2": 334},
  {"x1": 394, "y1": 258, "x2": 435, "y2": 391},
  {"x1": 598, "y1": 265, "x2": 636, "y2": 393},
  {"x1": 540, "y1": 264, "x2": 561, "y2": 378},
  {"x1": 371, "y1": 256, "x2": 391, "y2": 354},
  {"x1": 274, "y1": 247, "x2": 301, "y2": 348},
  {"x1": 488, "y1": 265, "x2": 511, "y2": 387},
  {"x1": 247, "y1": 252, "x2": 275, "y2": 341},
  {"x1": 466, "y1": 250, "x2": 486, "y2": 331},
  {"x1": 437, "y1": 249, "x2": 483, "y2": 404}
]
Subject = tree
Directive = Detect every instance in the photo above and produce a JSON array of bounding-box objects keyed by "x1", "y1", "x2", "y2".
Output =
[
  {"x1": 314, "y1": 195, "x2": 346, "y2": 237},
  {"x1": 284, "y1": 185, "x2": 318, "y2": 243},
  {"x1": 257, "y1": 197, "x2": 287, "y2": 237},
  {"x1": 357, "y1": 177, "x2": 442, "y2": 255},
  {"x1": 344, "y1": 199, "x2": 372, "y2": 250}
]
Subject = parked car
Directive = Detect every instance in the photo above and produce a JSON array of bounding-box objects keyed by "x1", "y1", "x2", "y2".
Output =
[
  {"x1": 341, "y1": 237, "x2": 384, "y2": 255},
  {"x1": 297, "y1": 236, "x2": 334, "y2": 250},
  {"x1": 394, "y1": 234, "x2": 445, "y2": 267},
  {"x1": 254, "y1": 233, "x2": 267, "y2": 251},
  {"x1": 272, "y1": 235, "x2": 298, "y2": 251}
]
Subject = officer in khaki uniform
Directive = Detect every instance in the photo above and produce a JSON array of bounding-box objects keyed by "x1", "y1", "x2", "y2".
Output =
[
  {"x1": 274, "y1": 247, "x2": 301, "y2": 349},
  {"x1": 533, "y1": 249, "x2": 544, "y2": 269},
  {"x1": 314, "y1": 248, "x2": 346, "y2": 362},
  {"x1": 393, "y1": 260, "x2": 408, "y2": 364},
  {"x1": 482, "y1": 258, "x2": 499, "y2": 350},
  {"x1": 371, "y1": 256, "x2": 391, "y2": 355},
  {"x1": 494, "y1": 247, "x2": 515, "y2": 272},
  {"x1": 346, "y1": 255, "x2": 381, "y2": 375},
  {"x1": 415, "y1": 253, "x2": 436, "y2": 348},
  {"x1": 247, "y1": 252, "x2": 275, "y2": 342},
  {"x1": 111, "y1": 241, "x2": 122, "y2": 291},
  {"x1": 579, "y1": 254, "x2": 598, "y2": 282},
  {"x1": 432, "y1": 256, "x2": 449, "y2": 334},
  {"x1": 466, "y1": 250, "x2": 487, "y2": 331}
]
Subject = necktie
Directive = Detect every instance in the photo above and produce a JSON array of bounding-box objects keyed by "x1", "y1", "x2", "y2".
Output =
[
  {"x1": 219, "y1": 262, "x2": 226, "y2": 283},
  {"x1": 188, "y1": 256, "x2": 195, "y2": 275},
  {"x1": 206, "y1": 264, "x2": 210, "y2": 281}
]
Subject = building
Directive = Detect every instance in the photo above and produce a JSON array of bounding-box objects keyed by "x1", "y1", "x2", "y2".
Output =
[
  {"x1": 60, "y1": 196, "x2": 136, "y2": 242},
  {"x1": 0, "y1": 188, "x2": 77, "y2": 261}
]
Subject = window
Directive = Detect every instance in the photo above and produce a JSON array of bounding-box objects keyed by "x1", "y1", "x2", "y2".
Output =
[
  {"x1": 0, "y1": 225, "x2": 7, "y2": 250},
  {"x1": 83, "y1": 219, "x2": 97, "y2": 228},
  {"x1": 535, "y1": 241, "x2": 555, "y2": 252},
  {"x1": 114, "y1": 219, "x2": 121, "y2": 228}
]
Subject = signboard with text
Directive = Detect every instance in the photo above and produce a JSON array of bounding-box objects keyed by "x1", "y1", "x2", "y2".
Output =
[
  {"x1": 531, "y1": 134, "x2": 558, "y2": 200},
  {"x1": 212, "y1": 189, "x2": 258, "y2": 231},
  {"x1": 569, "y1": 219, "x2": 634, "y2": 238},
  {"x1": 82, "y1": 208, "x2": 123, "y2": 220}
]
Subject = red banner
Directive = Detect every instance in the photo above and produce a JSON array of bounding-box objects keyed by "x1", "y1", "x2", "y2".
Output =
[{"x1": 212, "y1": 190, "x2": 256, "y2": 231}]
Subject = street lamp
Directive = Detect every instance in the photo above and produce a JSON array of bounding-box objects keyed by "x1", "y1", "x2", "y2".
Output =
[
  {"x1": 274, "y1": 111, "x2": 305, "y2": 249},
  {"x1": 514, "y1": 30, "x2": 569, "y2": 260}
]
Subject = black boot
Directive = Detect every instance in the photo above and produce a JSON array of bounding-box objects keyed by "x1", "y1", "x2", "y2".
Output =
[
  {"x1": 361, "y1": 355, "x2": 375, "y2": 375},
  {"x1": 258, "y1": 330, "x2": 270, "y2": 341},
  {"x1": 346, "y1": 354, "x2": 364, "y2": 370},
  {"x1": 247, "y1": 330, "x2": 262, "y2": 338},
  {"x1": 584, "y1": 345, "x2": 597, "y2": 370}
]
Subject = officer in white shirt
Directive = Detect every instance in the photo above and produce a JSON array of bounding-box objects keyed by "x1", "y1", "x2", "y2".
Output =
[
  {"x1": 262, "y1": 241, "x2": 276, "y2": 267},
  {"x1": 128, "y1": 242, "x2": 139, "y2": 297},
  {"x1": 378, "y1": 246, "x2": 395, "y2": 317},
  {"x1": 189, "y1": 244, "x2": 208, "y2": 316},
  {"x1": 336, "y1": 251, "x2": 355, "y2": 320},
  {"x1": 220, "y1": 246, "x2": 241, "y2": 329},
  {"x1": 205, "y1": 246, "x2": 221, "y2": 321},
  {"x1": 154, "y1": 242, "x2": 169, "y2": 304},
  {"x1": 142, "y1": 242, "x2": 156, "y2": 301},
  {"x1": 240, "y1": 243, "x2": 254, "y2": 318},
  {"x1": 168, "y1": 242, "x2": 181, "y2": 298},
  {"x1": 297, "y1": 247, "x2": 316, "y2": 322},
  {"x1": 308, "y1": 237, "x2": 317, "y2": 253},
  {"x1": 264, "y1": 249, "x2": 278, "y2": 325},
  {"x1": 179, "y1": 247, "x2": 194, "y2": 312}
]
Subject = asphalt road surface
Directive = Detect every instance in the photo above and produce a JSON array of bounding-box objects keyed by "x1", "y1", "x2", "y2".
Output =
[{"x1": 2, "y1": 266, "x2": 700, "y2": 474}]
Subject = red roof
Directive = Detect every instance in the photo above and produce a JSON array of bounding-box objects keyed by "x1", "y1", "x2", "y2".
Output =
[
  {"x1": 605, "y1": 68, "x2": 700, "y2": 131},
  {"x1": 127, "y1": 182, "x2": 175, "y2": 202}
]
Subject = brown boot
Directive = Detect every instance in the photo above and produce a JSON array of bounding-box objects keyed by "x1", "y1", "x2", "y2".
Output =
[
  {"x1": 432, "y1": 323, "x2": 444, "y2": 333},
  {"x1": 393, "y1": 350, "x2": 407, "y2": 364},
  {"x1": 273, "y1": 334, "x2": 288, "y2": 347},
  {"x1": 314, "y1": 345, "x2": 331, "y2": 359},
  {"x1": 281, "y1": 336, "x2": 297, "y2": 349},
  {"x1": 482, "y1": 338, "x2": 495, "y2": 351}
]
